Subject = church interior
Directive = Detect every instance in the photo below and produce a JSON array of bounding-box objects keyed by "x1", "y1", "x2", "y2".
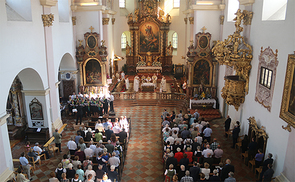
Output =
[{"x1": 0, "y1": 0, "x2": 295, "y2": 181}]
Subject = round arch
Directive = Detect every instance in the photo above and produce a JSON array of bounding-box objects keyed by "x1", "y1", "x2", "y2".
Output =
[
  {"x1": 17, "y1": 68, "x2": 45, "y2": 90},
  {"x1": 59, "y1": 53, "x2": 76, "y2": 71}
]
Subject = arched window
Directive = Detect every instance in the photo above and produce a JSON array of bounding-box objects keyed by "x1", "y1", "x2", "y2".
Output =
[
  {"x1": 262, "y1": 0, "x2": 288, "y2": 21},
  {"x1": 119, "y1": 0, "x2": 126, "y2": 8},
  {"x1": 174, "y1": 0, "x2": 180, "y2": 8},
  {"x1": 227, "y1": 0, "x2": 239, "y2": 22},
  {"x1": 121, "y1": 33, "x2": 127, "y2": 49},
  {"x1": 172, "y1": 32, "x2": 178, "y2": 49}
]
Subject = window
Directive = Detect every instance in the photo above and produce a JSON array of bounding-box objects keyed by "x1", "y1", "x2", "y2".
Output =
[
  {"x1": 262, "y1": 0, "x2": 288, "y2": 21},
  {"x1": 260, "y1": 67, "x2": 273, "y2": 89},
  {"x1": 172, "y1": 32, "x2": 178, "y2": 48},
  {"x1": 174, "y1": 0, "x2": 180, "y2": 8},
  {"x1": 227, "y1": 0, "x2": 239, "y2": 22},
  {"x1": 119, "y1": 0, "x2": 126, "y2": 8},
  {"x1": 121, "y1": 33, "x2": 127, "y2": 49}
]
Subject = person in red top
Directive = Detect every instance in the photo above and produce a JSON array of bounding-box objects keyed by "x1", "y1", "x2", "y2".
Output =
[
  {"x1": 174, "y1": 147, "x2": 183, "y2": 163},
  {"x1": 185, "y1": 147, "x2": 193, "y2": 163}
]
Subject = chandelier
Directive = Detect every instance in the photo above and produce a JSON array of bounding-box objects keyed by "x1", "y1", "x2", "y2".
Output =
[{"x1": 212, "y1": 9, "x2": 253, "y2": 110}]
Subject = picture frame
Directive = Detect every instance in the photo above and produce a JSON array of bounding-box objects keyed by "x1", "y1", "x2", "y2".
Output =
[
  {"x1": 83, "y1": 58, "x2": 103, "y2": 86},
  {"x1": 280, "y1": 53, "x2": 295, "y2": 129},
  {"x1": 29, "y1": 98, "x2": 44, "y2": 120}
]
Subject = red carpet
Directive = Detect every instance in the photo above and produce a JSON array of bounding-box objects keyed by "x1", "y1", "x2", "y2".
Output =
[{"x1": 190, "y1": 108, "x2": 222, "y2": 121}]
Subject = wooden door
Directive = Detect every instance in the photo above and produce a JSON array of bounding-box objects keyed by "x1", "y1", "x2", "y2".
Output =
[{"x1": 62, "y1": 80, "x2": 75, "y2": 99}]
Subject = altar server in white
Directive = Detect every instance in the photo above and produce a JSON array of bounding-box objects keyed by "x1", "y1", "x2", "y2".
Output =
[
  {"x1": 125, "y1": 78, "x2": 129, "y2": 90},
  {"x1": 160, "y1": 76, "x2": 167, "y2": 92},
  {"x1": 134, "y1": 75, "x2": 140, "y2": 92}
]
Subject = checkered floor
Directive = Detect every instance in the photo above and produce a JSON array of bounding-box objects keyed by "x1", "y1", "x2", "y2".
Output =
[{"x1": 11, "y1": 94, "x2": 256, "y2": 181}]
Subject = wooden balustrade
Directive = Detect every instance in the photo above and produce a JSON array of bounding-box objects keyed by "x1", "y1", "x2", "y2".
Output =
[
  {"x1": 112, "y1": 92, "x2": 136, "y2": 100},
  {"x1": 156, "y1": 92, "x2": 186, "y2": 100}
]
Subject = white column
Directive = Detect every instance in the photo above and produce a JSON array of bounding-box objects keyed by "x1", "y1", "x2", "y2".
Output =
[
  {"x1": 42, "y1": 6, "x2": 62, "y2": 131},
  {"x1": 0, "y1": 114, "x2": 14, "y2": 180}
]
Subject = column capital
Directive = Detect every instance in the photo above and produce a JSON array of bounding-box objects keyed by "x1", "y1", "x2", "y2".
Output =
[
  {"x1": 189, "y1": 17, "x2": 194, "y2": 24},
  {"x1": 102, "y1": 18, "x2": 110, "y2": 25},
  {"x1": 72, "y1": 16, "x2": 76, "y2": 25},
  {"x1": 184, "y1": 17, "x2": 188, "y2": 24},
  {"x1": 239, "y1": 0, "x2": 255, "y2": 6},
  {"x1": 42, "y1": 14, "x2": 54, "y2": 27},
  {"x1": 40, "y1": 0, "x2": 57, "y2": 7}
]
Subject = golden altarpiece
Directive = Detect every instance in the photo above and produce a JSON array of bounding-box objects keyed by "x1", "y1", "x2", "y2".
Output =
[
  {"x1": 76, "y1": 27, "x2": 108, "y2": 94},
  {"x1": 125, "y1": 0, "x2": 173, "y2": 74},
  {"x1": 186, "y1": 28, "x2": 217, "y2": 99}
]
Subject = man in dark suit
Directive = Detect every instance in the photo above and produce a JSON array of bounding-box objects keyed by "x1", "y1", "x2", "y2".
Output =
[
  {"x1": 224, "y1": 115, "x2": 231, "y2": 137},
  {"x1": 260, "y1": 153, "x2": 274, "y2": 181},
  {"x1": 189, "y1": 161, "x2": 200, "y2": 182},
  {"x1": 232, "y1": 124, "x2": 240, "y2": 148},
  {"x1": 221, "y1": 159, "x2": 235, "y2": 181},
  {"x1": 103, "y1": 98, "x2": 108, "y2": 115},
  {"x1": 76, "y1": 101, "x2": 84, "y2": 125},
  {"x1": 262, "y1": 164, "x2": 274, "y2": 182}
]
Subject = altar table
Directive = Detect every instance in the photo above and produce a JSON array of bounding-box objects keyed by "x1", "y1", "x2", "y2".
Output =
[
  {"x1": 190, "y1": 99, "x2": 216, "y2": 109},
  {"x1": 136, "y1": 66, "x2": 162, "y2": 73},
  {"x1": 141, "y1": 83, "x2": 155, "y2": 92}
]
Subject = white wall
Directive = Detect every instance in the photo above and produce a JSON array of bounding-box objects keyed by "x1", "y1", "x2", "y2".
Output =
[{"x1": 218, "y1": 0, "x2": 295, "y2": 177}]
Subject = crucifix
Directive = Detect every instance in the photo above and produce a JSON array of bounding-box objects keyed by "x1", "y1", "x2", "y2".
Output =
[
  {"x1": 89, "y1": 26, "x2": 94, "y2": 32},
  {"x1": 201, "y1": 26, "x2": 207, "y2": 33}
]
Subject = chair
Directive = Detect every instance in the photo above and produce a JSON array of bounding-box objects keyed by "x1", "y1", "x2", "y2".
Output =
[
  {"x1": 235, "y1": 136, "x2": 244, "y2": 151},
  {"x1": 255, "y1": 166, "x2": 263, "y2": 179},
  {"x1": 248, "y1": 159, "x2": 256, "y2": 172},
  {"x1": 48, "y1": 143, "x2": 59, "y2": 156},
  {"x1": 36, "y1": 151, "x2": 46, "y2": 160},
  {"x1": 241, "y1": 151, "x2": 248, "y2": 163},
  {"x1": 27, "y1": 155, "x2": 41, "y2": 170},
  {"x1": 225, "y1": 130, "x2": 232, "y2": 138}
]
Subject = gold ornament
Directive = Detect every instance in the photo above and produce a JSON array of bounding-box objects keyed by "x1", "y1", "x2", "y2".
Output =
[
  {"x1": 212, "y1": 9, "x2": 253, "y2": 110},
  {"x1": 42, "y1": 14, "x2": 54, "y2": 27}
]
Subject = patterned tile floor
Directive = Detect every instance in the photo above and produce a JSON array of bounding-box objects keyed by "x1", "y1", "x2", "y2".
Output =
[{"x1": 10, "y1": 93, "x2": 257, "y2": 182}]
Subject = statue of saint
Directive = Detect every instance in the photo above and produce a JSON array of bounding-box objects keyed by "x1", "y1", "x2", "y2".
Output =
[
  {"x1": 166, "y1": 41, "x2": 173, "y2": 56},
  {"x1": 126, "y1": 41, "x2": 131, "y2": 56},
  {"x1": 146, "y1": 52, "x2": 153, "y2": 66}
]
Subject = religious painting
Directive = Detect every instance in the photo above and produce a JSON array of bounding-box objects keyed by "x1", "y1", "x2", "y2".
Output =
[
  {"x1": 29, "y1": 98, "x2": 43, "y2": 120},
  {"x1": 139, "y1": 21, "x2": 160, "y2": 53},
  {"x1": 193, "y1": 59, "x2": 211, "y2": 85},
  {"x1": 280, "y1": 53, "x2": 295, "y2": 129},
  {"x1": 84, "y1": 59, "x2": 102, "y2": 85},
  {"x1": 199, "y1": 36, "x2": 208, "y2": 49},
  {"x1": 87, "y1": 35, "x2": 97, "y2": 49}
]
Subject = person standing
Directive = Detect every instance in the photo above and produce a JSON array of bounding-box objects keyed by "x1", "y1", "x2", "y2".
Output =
[
  {"x1": 262, "y1": 164, "x2": 274, "y2": 182},
  {"x1": 134, "y1": 75, "x2": 140, "y2": 92},
  {"x1": 232, "y1": 124, "x2": 240, "y2": 148},
  {"x1": 224, "y1": 115, "x2": 231, "y2": 137},
  {"x1": 152, "y1": 73, "x2": 158, "y2": 88},
  {"x1": 160, "y1": 76, "x2": 167, "y2": 92},
  {"x1": 53, "y1": 129, "x2": 62, "y2": 152},
  {"x1": 76, "y1": 101, "x2": 84, "y2": 125},
  {"x1": 103, "y1": 97, "x2": 108, "y2": 115}
]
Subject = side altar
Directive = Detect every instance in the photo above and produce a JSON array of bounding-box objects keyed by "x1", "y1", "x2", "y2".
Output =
[{"x1": 125, "y1": 0, "x2": 173, "y2": 74}]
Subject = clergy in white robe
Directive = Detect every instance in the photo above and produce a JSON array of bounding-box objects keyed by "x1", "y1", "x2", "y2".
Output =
[
  {"x1": 160, "y1": 76, "x2": 167, "y2": 92},
  {"x1": 125, "y1": 78, "x2": 129, "y2": 90},
  {"x1": 152, "y1": 74, "x2": 158, "y2": 88},
  {"x1": 134, "y1": 76, "x2": 140, "y2": 92}
]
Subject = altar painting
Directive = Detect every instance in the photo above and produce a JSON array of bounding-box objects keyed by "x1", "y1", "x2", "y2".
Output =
[
  {"x1": 139, "y1": 22, "x2": 160, "y2": 53},
  {"x1": 193, "y1": 59, "x2": 210, "y2": 85},
  {"x1": 288, "y1": 67, "x2": 295, "y2": 116},
  {"x1": 85, "y1": 59, "x2": 102, "y2": 85}
]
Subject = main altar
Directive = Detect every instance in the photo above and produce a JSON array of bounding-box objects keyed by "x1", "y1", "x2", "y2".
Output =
[{"x1": 125, "y1": 0, "x2": 173, "y2": 74}]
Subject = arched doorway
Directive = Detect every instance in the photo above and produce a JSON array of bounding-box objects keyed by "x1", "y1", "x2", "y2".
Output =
[
  {"x1": 58, "y1": 53, "x2": 77, "y2": 100},
  {"x1": 6, "y1": 68, "x2": 49, "y2": 143}
]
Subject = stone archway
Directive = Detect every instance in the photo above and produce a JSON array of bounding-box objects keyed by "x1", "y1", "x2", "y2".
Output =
[{"x1": 58, "y1": 53, "x2": 77, "y2": 100}]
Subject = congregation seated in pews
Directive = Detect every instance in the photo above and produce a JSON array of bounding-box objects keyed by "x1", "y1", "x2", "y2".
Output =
[{"x1": 15, "y1": 116, "x2": 129, "y2": 182}]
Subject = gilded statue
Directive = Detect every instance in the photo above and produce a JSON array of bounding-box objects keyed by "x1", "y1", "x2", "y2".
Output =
[
  {"x1": 128, "y1": 13, "x2": 133, "y2": 22},
  {"x1": 166, "y1": 14, "x2": 171, "y2": 23},
  {"x1": 158, "y1": 9, "x2": 164, "y2": 22},
  {"x1": 126, "y1": 41, "x2": 131, "y2": 56},
  {"x1": 166, "y1": 41, "x2": 173, "y2": 56},
  {"x1": 146, "y1": 52, "x2": 153, "y2": 66},
  {"x1": 134, "y1": 9, "x2": 139, "y2": 22}
]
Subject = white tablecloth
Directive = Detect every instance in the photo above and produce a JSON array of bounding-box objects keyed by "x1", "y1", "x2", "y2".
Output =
[
  {"x1": 190, "y1": 99, "x2": 216, "y2": 109},
  {"x1": 141, "y1": 83, "x2": 155, "y2": 87},
  {"x1": 136, "y1": 66, "x2": 162, "y2": 72}
]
